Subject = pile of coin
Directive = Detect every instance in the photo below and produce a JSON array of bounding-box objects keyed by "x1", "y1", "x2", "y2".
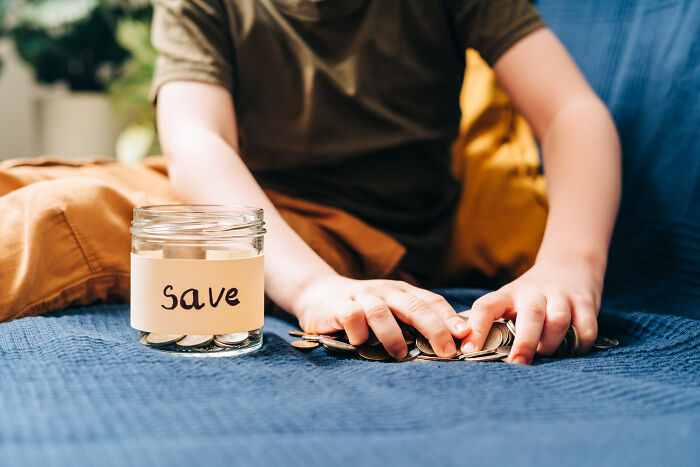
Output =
[
  {"x1": 288, "y1": 315, "x2": 619, "y2": 363},
  {"x1": 139, "y1": 330, "x2": 261, "y2": 353}
]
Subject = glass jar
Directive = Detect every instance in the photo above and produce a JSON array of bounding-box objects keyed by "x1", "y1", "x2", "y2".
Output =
[{"x1": 130, "y1": 205, "x2": 266, "y2": 357}]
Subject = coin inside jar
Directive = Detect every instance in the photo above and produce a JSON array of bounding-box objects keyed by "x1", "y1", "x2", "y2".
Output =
[
  {"x1": 176, "y1": 335, "x2": 215, "y2": 348},
  {"x1": 215, "y1": 332, "x2": 250, "y2": 345},
  {"x1": 146, "y1": 333, "x2": 185, "y2": 346}
]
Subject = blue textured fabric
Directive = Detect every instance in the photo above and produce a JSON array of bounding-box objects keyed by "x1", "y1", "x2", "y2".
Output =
[
  {"x1": 1, "y1": 291, "x2": 699, "y2": 466},
  {"x1": 2, "y1": 2, "x2": 699, "y2": 466},
  {"x1": 534, "y1": 0, "x2": 700, "y2": 317}
]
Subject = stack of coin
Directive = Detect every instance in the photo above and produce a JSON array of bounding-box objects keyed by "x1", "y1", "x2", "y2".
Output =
[
  {"x1": 140, "y1": 330, "x2": 261, "y2": 354},
  {"x1": 288, "y1": 313, "x2": 619, "y2": 363}
]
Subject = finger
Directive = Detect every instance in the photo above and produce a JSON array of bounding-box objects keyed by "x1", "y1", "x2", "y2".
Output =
[
  {"x1": 509, "y1": 294, "x2": 546, "y2": 365},
  {"x1": 460, "y1": 290, "x2": 513, "y2": 353},
  {"x1": 571, "y1": 295, "x2": 599, "y2": 354},
  {"x1": 536, "y1": 294, "x2": 572, "y2": 355},
  {"x1": 383, "y1": 291, "x2": 456, "y2": 358},
  {"x1": 403, "y1": 286, "x2": 470, "y2": 339},
  {"x1": 354, "y1": 294, "x2": 407, "y2": 359},
  {"x1": 339, "y1": 300, "x2": 370, "y2": 346}
]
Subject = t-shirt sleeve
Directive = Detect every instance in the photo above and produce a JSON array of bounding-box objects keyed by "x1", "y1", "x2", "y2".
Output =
[
  {"x1": 447, "y1": 0, "x2": 546, "y2": 66},
  {"x1": 150, "y1": 0, "x2": 234, "y2": 103}
]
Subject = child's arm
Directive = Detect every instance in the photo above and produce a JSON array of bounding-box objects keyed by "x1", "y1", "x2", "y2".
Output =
[
  {"x1": 459, "y1": 28, "x2": 622, "y2": 364},
  {"x1": 157, "y1": 81, "x2": 470, "y2": 360}
]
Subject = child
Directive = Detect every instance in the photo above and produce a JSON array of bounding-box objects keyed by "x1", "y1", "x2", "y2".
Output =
[{"x1": 152, "y1": 0, "x2": 621, "y2": 364}]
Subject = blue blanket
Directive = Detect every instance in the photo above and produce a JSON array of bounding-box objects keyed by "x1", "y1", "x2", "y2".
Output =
[
  {"x1": 2, "y1": 1, "x2": 699, "y2": 465},
  {"x1": 1, "y1": 290, "x2": 698, "y2": 466}
]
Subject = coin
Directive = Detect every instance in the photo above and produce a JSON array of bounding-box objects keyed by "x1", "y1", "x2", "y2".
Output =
[
  {"x1": 214, "y1": 338, "x2": 249, "y2": 349},
  {"x1": 459, "y1": 349, "x2": 496, "y2": 359},
  {"x1": 496, "y1": 346, "x2": 512, "y2": 356},
  {"x1": 416, "y1": 334, "x2": 435, "y2": 356},
  {"x1": 288, "y1": 330, "x2": 306, "y2": 337},
  {"x1": 357, "y1": 344, "x2": 390, "y2": 361},
  {"x1": 506, "y1": 320, "x2": 516, "y2": 337},
  {"x1": 594, "y1": 335, "x2": 619, "y2": 349},
  {"x1": 416, "y1": 355, "x2": 457, "y2": 362},
  {"x1": 146, "y1": 333, "x2": 185, "y2": 346},
  {"x1": 290, "y1": 340, "x2": 319, "y2": 350},
  {"x1": 570, "y1": 325, "x2": 582, "y2": 356},
  {"x1": 464, "y1": 353, "x2": 508, "y2": 362},
  {"x1": 301, "y1": 334, "x2": 322, "y2": 342},
  {"x1": 319, "y1": 336, "x2": 357, "y2": 353},
  {"x1": 176, "y1": 335, "x2": 215, "y2": 348},
  {"x1": 215, "y1": 332, "x2": 249, "y2": 345},
  {"x1": 396, "y1": 347, "x2": 421, "y2": 362},
  {"x1": 482, "y1": 326, "x2": 503, "y2": 351},
  {"x1": 139, "y1": 333, "x2": 150, "y2": 345}
]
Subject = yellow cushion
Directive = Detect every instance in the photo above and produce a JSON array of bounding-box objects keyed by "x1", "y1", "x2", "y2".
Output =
[{"x1": 440, "y1": 50, "x2": 548, "y2": 285}]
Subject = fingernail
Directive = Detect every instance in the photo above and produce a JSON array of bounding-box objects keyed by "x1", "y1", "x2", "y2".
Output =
[
  {"x1": 462, "y1": 342, "x2": 476, "y2": 353},
  {"x1": 510, "y1": 355, "x2": 528, "y2": 365},
  {"x1": 454, "y1": 321, "x2": 469, "y2": 334},
  {"x1": 442, "y1": 341, "x2": 457, "y2": 357}
]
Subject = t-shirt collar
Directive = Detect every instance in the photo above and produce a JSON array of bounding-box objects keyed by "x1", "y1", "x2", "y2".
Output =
[{"x1": 271, "y1": 0, "x2": 368, "y2": 21}]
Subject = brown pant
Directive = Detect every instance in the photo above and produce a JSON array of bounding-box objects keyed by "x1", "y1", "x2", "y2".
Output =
[{"x1": 0, "y1": 157, "x2": 405, "y2": 323}]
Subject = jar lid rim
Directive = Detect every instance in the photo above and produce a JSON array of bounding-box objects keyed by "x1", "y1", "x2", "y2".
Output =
[{"x1": 134, "y1": 204, "x2": 263, "y2": 217}]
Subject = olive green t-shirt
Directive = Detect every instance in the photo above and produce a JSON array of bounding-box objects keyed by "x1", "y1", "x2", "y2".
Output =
[{"x1": 151, "y1": 0, "x2": 544, "y2": 279}]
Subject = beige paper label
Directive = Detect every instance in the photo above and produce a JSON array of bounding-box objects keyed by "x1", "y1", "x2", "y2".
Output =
[{"x1": 130, "y1": 253, "x2": 264, "y2": 334}]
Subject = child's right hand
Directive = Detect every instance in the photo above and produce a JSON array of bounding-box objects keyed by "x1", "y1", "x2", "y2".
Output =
[{"x1": 291, "y1": 274, "x2": 471, "y2": 359}]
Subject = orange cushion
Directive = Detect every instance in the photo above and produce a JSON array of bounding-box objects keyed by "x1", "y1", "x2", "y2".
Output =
[{"x1": 440, "y1": 50, "x2": 548, "y2": 285}]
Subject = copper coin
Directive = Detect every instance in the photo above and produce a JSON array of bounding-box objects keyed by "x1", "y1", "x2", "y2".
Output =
[
  {"x1": 288, "y1": 330, "x2": 306, "y2": 337},
  {"x1": 416, "y1": 334, "x2": 435, "y2": 356},
  {"x1": 290, "y1": 340, "x2": 319, "y2": 350},
  {"x1": 357, "y1": 344, "x2": 390, "y2": 361}
]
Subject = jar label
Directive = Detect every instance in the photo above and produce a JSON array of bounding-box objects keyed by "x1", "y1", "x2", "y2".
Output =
[{"x1": 130, "y1": 254, "x2": 264, "y2": 334}]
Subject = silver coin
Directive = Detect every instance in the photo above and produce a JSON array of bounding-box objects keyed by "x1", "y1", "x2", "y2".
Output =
[
  {"x1": 319, "y1": 336, "x2": 357, "y2": 353},
  {"x1": 506, "y1": 320, "x2": 516, "y2": 337},
  {"x1": 215, "y1": 332, "x2": 249, "y2": 345},
  {"x1": 146, "y1": 333, "x2": 185, "y2": 346},
  {"x1": 464, "y1": 352, "x2": 508, "y2": 362},
  {"x1": 416, "y1": 334, "x2": 435, "y2": 356},
  {"x1": 396, "y1": 347, "x2": 421, "y2": 362},
  {"x1": 459, "y1": 349, "x2": 497, "y2": 359},
  {"x1": 301, "y1": 334, "x2": 323, "y2": 342},
  {"x1": 594, "y1": 335, "x2": 619, "y2": 349},
  {"x1": 482, "y1": 326, "x2": 503, "y2": 351},
  {"x1": 214, "y1": 338, "x2": 249, "y2": 349},
  {"x1": 496, "y1": 345, "x2": 512, "y2": 356},
  {"x1": 176, "y1": 335, "x2": 215, "y2": 348}
]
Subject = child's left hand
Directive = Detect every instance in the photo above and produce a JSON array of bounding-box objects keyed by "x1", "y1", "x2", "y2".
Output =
[{"x1": 459, "y1": 255, "x2": 605, "y2": 365}]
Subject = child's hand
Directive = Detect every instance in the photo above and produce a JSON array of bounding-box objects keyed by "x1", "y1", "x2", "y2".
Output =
[
  {"x1": 292, "y1": 275, "x2": 471, "y2": 360},
  {"x1": 460, "y1": 256, "x2": 604, "y2": 365}
]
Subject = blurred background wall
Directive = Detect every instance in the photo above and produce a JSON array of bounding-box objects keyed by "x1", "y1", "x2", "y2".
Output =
[
  {"x1": 0, "y1": 38, "x2": 36, "y2": 159},
  {"x1": 0, "y1": 0, "x2": 157, "y2": 162}
]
